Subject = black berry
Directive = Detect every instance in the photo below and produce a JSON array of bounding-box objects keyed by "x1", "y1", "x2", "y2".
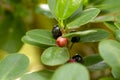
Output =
[
  {"x1": 70, "y1": 30, "x2": 80, "y2": 43},
  {"x1": 52, "y1": 25, "x2": 62, "y2": 39},
  {"x1": 72, "y1": 54, "x2": 83, "y2": 63},
  {"x1": 71, "y1": 36, "x2": 80, "y2": 43}
]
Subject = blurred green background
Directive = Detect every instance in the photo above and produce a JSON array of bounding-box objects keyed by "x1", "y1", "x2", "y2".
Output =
[{"x1": 0, "y1": 0, "x2": 57, "y2": 54}]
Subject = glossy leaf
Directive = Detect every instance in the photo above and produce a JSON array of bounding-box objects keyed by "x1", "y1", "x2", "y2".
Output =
[
  {"x1": 115, "y1": 30, "x2": 120, "y2": 42},
  {"x1": 48, "y1": 0, "x2": 82, "y2": 20},
  {"x1": 84, "y1": 53, "x2": 109, "y2": 71},
  {"x1": 87, "y1": 61, "x2": 109, "y2": 71},
  {"x1": 84, "y1": 54, "x2": 103, "y2": 66},
  {"x1": 68, "y1": 4, "x2": 83, "y2": 19},
  {"x1": 35, "y1": 4, "x2": 54, "y2": 18},
  {"x1": 63, "y1": 29, "x2": 96, "y2": 38},
  {"x1": 104, "y1": 22, "x2": 118, "y2": 31},
  {"x1": 67, "y1": 8, "x2": 100, "y2": 29},
  {"x1": 63, "y1": 29, "x2": 110, "y2": 42},
  {"x1": 96, "y1": 0, "x2": 120, "y2": 13},
  {"x1": 22, "y1": 29, "x2": 56, "y2": 48},
  {"x1": 20, "y1": 70, "x2": 53, "y2": 80},
  {"x1": 91, "y1": 15, "x2": 114, "y2": 22},
  {"x1": 48, "y1": 0, "x2": 56, "y2": 18},
  {"x1": 41, "y1": 47, "x2": 70, "y2": 66},
  {"x1": 51, "y1": 63, "x2": 90, "y2": 80},
  {"x1": 64, "y1": 4, "x2": 83, "y2": 24},
  {"x1": 0, "y1": 54, "x2": 29, "y2": 80},
  {"x1": 80, "y1": 29, "x2": 110, "y2": 42},
  {"x1": 88, "y1": 0, "x2": 120, "y2": 13},
  {"x1": 99, "y1": 40, "x2": 120, "y2": 74}
]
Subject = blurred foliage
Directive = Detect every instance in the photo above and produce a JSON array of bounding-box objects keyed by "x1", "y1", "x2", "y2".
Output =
[{"x1": 0, "y1": 0, "x2": 56, "y2": 53}]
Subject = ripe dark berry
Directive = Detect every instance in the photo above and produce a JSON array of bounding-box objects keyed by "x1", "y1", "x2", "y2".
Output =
[
  {"x1": 70, "y1": 30, "x2": 80, "y2": 43},
  {"x1": 52, "y1": 25, "x2": 62, "y2": 39},
  {"x1": 72, "y1": 54, "x2": 83, "y2": 63},
  {"x1": 71, "y1": 36, "x2": 80, "y2": 43},
  {"x1": 56, "y1": 36, "x2": 68, "y2": 47}
]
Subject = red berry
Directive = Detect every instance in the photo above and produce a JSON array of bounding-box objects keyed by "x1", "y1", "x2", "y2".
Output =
[
  {"x1": 68, "y1": 59, "x2": 76, "y2": 63},
  {"x1": 56, "y1": 36, "x2": 68, "y2": 47}
]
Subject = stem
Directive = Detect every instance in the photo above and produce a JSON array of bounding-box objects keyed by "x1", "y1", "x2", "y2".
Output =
[{"x1": 60, "y1": 20, "x2": 64, "y2": 28}]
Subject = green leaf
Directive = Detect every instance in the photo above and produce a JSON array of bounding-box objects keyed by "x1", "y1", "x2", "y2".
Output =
[
  {"x1": 35, "y1": 4, "x2": 54, "y2": 18},
  {"x1": 114, "y1": 22, "x2": 120, "y2": 30},
  {"x1": 84, "y1": 54, "x2": 103, "y2": 66},
  {"x1": 63, "y1": 29, "x2": 110, "y2": 42},
  {"x1": 22, "y1": 29, "x2": 56, "y2": 48},
  {"x1": 112, "y1": 69, "x2": 120, "y2": 78},
  {"x1": 87, "y1": 61, "x2": 109, "y2": 71},
  {"x1": 48, "y1": 0, "x2": 82, "y2": 20},
  {"x1": 84, "y1": 54, "x2": 109, "y2": 71},
  {"x1": 48, "y1": 0, "x2": 56, "y2": 18},
  {"x1": 0, "y1": 54, "x2": 29, "y2": 80},
  {"x1": 104, "y1": 22, "x2": 118, "y2": 32},
  {"x1": 88, "y1": 0, "x2": 104, "y2": 5},
  {"x1": 99, "y1": 77, "x2": 118, "y2": 80},
  {"x1": 64, "y1": 4, "x2": 83, "y2": 24},
  {"x1": 63, "y1": 29, "x2": 96, "y2": 38},
  {"x1": 41, "y1": 47, "x2": 70, "y2": 66},
  {"x1": 20, "y1": 69, "x2": 53, "y2": 80},
  {"x1": 0, "y1": 11, "x2": 26, "y2": 53},
  {"x1": 116, "y1": 14, "x2": 120, "y2": 22},
  {"x1": 99, "y1": 40, "x2": 120, "y2": 74},
  {"x1": 80, "y1": 29, "x2": 110, "y2": 42},
  {"x1": 91, "y1": 15, "x2": 115, "y2": 22},
  {"x1": 51, "y1": 63, "x2": 90, "y2": 80},
  {"x1": 115, "y1": 30, "x2": 120, "y2": 42},
  {"x1": 96, "y1": 0, "x2": 120, "y2": 13},
  {"x1": 67, "y1": 8, "x2": 100, "y2": 29}
]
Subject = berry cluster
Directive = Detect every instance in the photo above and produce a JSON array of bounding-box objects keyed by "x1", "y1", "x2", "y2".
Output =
[
  {"x1": 52, "y1": 25, "x2": 83, "y2": 63},
  {"x1": 52, "y1": 24, "x2": 68, "y2": 47},
  {"x1": 52, "y1": 25, "x2": 80, "y2": 47}
]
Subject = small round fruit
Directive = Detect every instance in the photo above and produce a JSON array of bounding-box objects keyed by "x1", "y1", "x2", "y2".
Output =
[
  {"x1": 71, "y1": 36, "x2": 80, "y2": 43},
  {"x1": 56, "y1": 36, "x2": 68, "y2": 47},
  {"x1": 72, "y1": 54, "x2": 83, "y2": 63},
  {"x1": 52, "y1": 25, "x2": 62, "y2": 39},
  {"x1": 70, "y1": 30, "x2": 80, "y2": 43},
  {"x1": 68, "y1": 59, "x2": 76, "y2": 63}
]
